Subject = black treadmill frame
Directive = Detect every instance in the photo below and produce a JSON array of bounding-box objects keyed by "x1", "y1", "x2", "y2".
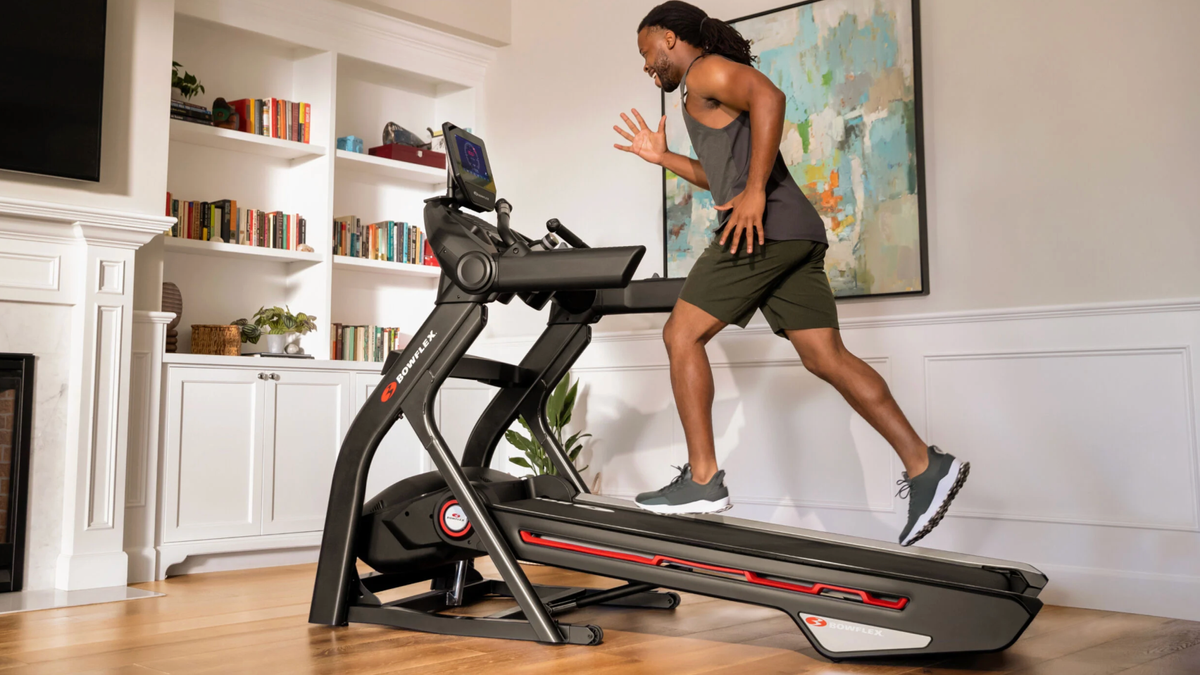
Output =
[{"x1": 309, "y1": 197, "x2": 1046, "y2": 657}]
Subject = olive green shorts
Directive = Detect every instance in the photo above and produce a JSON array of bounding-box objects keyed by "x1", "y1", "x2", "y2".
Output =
[{"x1": 678, "y1": 238, "x2": 839, "y2": 337}]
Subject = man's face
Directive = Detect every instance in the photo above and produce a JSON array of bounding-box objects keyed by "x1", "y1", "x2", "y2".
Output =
[{"x1": 637, "y1": 28, "x2": 681, "y2": 93}]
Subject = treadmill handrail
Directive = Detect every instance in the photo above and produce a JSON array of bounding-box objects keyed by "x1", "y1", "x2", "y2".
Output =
[{"x1": 574, "y1": 494, "x2": 1046, "y2": 589}]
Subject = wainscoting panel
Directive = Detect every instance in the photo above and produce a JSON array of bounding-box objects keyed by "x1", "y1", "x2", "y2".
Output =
[
  {"x1": 926, "y1": 348, "x2": 1197, "y2": 531},
  {"x1": 466, "y1": 298, "x2": 1200, "y2": 620}
]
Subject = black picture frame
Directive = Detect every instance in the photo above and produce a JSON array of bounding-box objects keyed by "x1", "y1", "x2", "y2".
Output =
[{"x1": 660, "y1": 0, "x2": 929, "y2": 301}]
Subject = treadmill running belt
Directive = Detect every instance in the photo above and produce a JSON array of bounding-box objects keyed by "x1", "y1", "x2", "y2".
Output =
[{"x1": 494, "y1": 498, "x2": 1020, "y2": 594}]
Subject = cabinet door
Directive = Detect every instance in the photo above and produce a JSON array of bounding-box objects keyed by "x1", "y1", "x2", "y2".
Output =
[
  {"x1": 355, "y1": 372, "x2": 429, "y2": 500},
  {"x1": 162, "y1": 367, "x2": 265, "y2": 542},
  {"x1": 261, "y1": 370, "x2": 352, "y2": 534}
]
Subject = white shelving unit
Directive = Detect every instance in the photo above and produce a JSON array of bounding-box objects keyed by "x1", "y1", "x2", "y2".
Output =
[
  {"x1": 334, "y1": 150, "x2": 446, "y2": 186},
  {"x1": 169, "y1": 119, "x2": 327, "y2": 160},
  {"x1": 331, "y1": 255, "x2": 442, "y2": 278},
  {"x1": 157, "y1": 1, "x2": 493, "y2": 359},
  {"x1": 164, "y1": 236, "x2": 323, "y2": 264}
]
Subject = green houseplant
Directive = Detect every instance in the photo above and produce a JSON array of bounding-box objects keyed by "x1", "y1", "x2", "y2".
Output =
[
  {"x1": 233, "y1": 306, "x2": 318, "y2": 354},
  {"x1": 171, "y1": 61, "x2": 205, "y2": 101},
  {"x1": 506, "y1": 374, "x2": 589, "y2": 476}
]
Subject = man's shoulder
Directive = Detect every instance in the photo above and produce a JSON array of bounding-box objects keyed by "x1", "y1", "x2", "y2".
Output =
[{"x1": 687, "y1": 55, "x2": 745, "y2": 94}]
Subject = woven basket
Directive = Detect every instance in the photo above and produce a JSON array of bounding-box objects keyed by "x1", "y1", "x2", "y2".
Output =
[{"x1": 191, "y1": 325, "x2": 241, "y2": 356}]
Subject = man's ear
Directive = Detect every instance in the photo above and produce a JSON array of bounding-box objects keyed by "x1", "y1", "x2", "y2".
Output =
[{"x1": 664, "y1": 29, "x2": 676, "y2": 50}]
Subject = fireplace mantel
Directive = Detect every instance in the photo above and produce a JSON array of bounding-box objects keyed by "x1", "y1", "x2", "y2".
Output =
[{"x1": 0, "y1": 196, "x2": 171, "y2": 590}]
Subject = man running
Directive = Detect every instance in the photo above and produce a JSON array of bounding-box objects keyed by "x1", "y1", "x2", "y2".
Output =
[{"x1": 613, "y1": 1, "x2": 967, "y2": 546}]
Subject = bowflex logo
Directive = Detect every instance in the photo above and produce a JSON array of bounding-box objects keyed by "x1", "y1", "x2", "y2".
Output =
[
  {"x1": 824, "y1": 619, "x2": 883, "y2": 637},
  {"x1": 380, "y1": 382, "x2": 397, "y2": 403},
  {"x1": 806, "y1": 617, "x2": 827, "y2": 627},
  {"x1": 393, "y1": 331, "x2": 438, "y2": 387}
]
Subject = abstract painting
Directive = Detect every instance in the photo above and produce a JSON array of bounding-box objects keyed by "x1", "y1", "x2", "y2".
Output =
[{"x1": 663, "y1": 0, "x2": 927, "y2": 297}]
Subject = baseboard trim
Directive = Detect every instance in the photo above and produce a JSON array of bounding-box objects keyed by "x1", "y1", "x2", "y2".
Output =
[{"x1": 1036, "y1": 562, "x2": 1200, "y2": 622}]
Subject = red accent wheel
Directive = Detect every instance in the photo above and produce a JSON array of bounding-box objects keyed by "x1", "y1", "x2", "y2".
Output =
[{"x1": 438, "y1": 499, "x2": 472, "y2": 538}]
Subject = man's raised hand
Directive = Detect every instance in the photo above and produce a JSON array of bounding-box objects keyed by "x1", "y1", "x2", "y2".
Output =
[{"x1": 613, "y1": 108, "x2": 667, "y2": 165}]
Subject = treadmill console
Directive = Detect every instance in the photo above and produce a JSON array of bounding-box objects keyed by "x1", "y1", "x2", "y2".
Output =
[{"x1": 443, "y1": 122, "x2": 497, "y2": 212}]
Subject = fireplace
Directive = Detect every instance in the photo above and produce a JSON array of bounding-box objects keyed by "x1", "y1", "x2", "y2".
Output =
[{"x1": 0, "y1": 355, "x2": 32, "y2": 593}]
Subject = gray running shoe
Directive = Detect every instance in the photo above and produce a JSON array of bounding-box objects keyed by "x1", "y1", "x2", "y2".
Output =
[
  {"x1": 897, "y1": 446, "x2": 970, "y2": 547},
  {"x1": 635, "y1": 464, "x2": 731, "y2": 515}
]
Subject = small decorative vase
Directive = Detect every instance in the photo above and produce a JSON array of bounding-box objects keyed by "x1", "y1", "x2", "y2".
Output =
[
  {"x1": 161, "y1": 282, "x2": 183, "y2": 353},
  {"x1": 171, "y1": 88, "x2": 187, "y2": 103},
  {"x1": 266, "y1": 333, "x2": 288, "y2": 354}
]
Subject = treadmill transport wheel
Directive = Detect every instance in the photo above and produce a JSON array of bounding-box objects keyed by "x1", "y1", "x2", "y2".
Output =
[{"x1": 585, "y1": 624, "x2": 604, "y2": 645}]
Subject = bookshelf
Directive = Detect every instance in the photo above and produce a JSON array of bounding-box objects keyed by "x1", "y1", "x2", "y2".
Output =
[
  {"x1": 164, "y1": 236, "x2": 323, "y2": 264},
  {"x1": 334, "y1": 150, "x2": 446, "y2": 186},
  {"x1": 332, "y1": 255, "x2": 442, "y2": 278},
  {"x1": 155, "y1": 2, "x2": 492, "y2": 359},
  {"x1": 169, "y1": 119, "x2": 327, "y2": 160}
]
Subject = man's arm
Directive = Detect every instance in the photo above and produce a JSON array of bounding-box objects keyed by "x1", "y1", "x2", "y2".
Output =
[
  {"x1": 688, "y1": 58, "x2": 787, "y2": 253},
  {"x1": 613, "y1": 110, "x2": 708, "y2": 190},
  {"x1": 660, "y1": 151, "x2": 709, "y2": 190}
]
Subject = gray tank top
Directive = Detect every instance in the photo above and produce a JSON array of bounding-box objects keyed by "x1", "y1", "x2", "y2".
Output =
[{"x1": 680, "y1": 55, "x2": 827, "y2": 244}]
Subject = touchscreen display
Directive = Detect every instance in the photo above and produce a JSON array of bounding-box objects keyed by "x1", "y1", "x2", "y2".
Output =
[{"x1": 455, "y1": 135, "x2": 492, "y2": 188}]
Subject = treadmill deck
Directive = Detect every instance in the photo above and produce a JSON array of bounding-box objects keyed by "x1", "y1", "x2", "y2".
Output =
[{"x1": 493, "y1": 494, "x2": 1045, "y2": 597}]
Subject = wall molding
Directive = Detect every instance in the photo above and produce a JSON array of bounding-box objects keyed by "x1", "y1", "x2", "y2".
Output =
[
  {"x1": 923, "y1": 346, "x2": 1200, "y2": 533},
  {"x1": 0, "y1": 196, "x2": 172, "y2": 250},
  {"x1": 481, "y1": 296, "x2": 1200, "y2": 347}
]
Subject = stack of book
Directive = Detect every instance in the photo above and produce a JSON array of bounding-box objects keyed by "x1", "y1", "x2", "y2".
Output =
[
  {"x1": 331, "y1": 325, "x2": 410, "y2": 363},
  {"x1": 170, "y1": 100, "x2": 212, "y2": 125},
  {"x1": 165, "y1": 192, "x2": 307, "y2": 250},
  {"x1": 333, "y1": 216, "x2": 437, "y2": 266},
  {"x1": 226, "y1": 98, "x2": 311, "y2": 143}
]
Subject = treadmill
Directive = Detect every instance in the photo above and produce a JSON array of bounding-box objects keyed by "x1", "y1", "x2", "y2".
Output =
[{"x1": 309, "y1": 123, "x2": 1047, "y2": 660}]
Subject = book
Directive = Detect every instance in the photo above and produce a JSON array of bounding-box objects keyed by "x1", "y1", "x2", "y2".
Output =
[
  {"x1": 164, "y1": 192, "x2": 302, "y2": 250},
  {"x1": 330, "y1": 324, "x2": 410, "y2": 362},
  {"x1": 170, "y1": 114, "x2": 212, "y2": 125},
  {"x1": 171, "y1": 100, "x2": 210, "y2": 114}
]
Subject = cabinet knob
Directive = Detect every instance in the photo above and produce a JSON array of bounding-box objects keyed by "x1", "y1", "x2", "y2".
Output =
[
  {"x1": 257, "y1": 372, "x2": 268, "y2": 380},
  {"x1": 269, "y1": 372, "x2": 280, "y2": 381}
]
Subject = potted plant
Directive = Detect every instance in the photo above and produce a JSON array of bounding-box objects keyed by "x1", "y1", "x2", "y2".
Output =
[
  {"x1": 505, "y1": 374, "x2": 589, "y2": 476},
  {"x1": 171, "y1": 61, "x2": 205, "y2": 103},
  {"x1": 233, "y1": 306, "x2": 318, "y2": 354}
]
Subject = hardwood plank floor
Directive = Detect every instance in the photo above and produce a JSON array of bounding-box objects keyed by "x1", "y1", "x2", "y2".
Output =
[{"x1": 0, "y1": 561, "x2": 1194, "y2": 674}]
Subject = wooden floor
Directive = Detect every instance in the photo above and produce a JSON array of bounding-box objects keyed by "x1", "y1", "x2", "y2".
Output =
[{"x1": 0, "y1": 561, "x2": 1197, "y2": 675}]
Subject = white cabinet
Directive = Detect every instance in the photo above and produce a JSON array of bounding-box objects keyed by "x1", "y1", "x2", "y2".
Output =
[
  {"x1": 354, "y1": 372, "x2": 429, "y2": 500},
  {"x1": 262, "y1": 370, "x2": 351, "y2": 534},
  {"x1": 162, "y1": 365, "x2": 353, "y2": 544},
  {"x1": 156, "y1": 359, "x2": 440, "y2": 577},
  {"x1": 162, "y1": 367, "x2": 266, "y2": 542}
]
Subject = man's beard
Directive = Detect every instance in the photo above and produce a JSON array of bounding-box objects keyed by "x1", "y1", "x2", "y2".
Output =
[{"x1": 651, "y1": 54, "x2": 680, "y2": 92}]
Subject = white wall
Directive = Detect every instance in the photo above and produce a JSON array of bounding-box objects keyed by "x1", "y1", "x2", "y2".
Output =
[
  {"x1": 458, "y1": 0, "x2": 1200, "y2": 622},
  {"x1": 482, "y1": 0, "x2": 1200, "y2": 338}
]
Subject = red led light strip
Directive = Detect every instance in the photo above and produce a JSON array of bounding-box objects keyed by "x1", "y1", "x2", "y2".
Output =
[{"x1": 519, "y1": 530, "x2": 907, "y2": 610}]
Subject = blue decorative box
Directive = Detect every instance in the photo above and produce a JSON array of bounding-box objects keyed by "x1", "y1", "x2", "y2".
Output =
[{"x1": 337, "y1": 135, "x2": 364, "y2": 153}]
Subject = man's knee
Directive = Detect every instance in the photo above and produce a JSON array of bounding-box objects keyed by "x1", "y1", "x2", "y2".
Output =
[
  {"x1": 663, "y1": 317, "x2": 709, "y2": 354},
  {"x1": 800, "y1": 352, "x2": 837, "y2": 380}
]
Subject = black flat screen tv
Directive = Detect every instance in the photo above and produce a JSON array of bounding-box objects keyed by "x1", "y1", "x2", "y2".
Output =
[{"x1": 0, "y1": 0, "x2": 108, "y2": 182}]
